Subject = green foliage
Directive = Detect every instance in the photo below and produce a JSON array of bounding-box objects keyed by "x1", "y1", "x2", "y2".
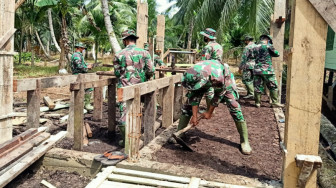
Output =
[
  {"x1": 14, "y1": 64, "x2": 58, "y2": 78},
  {"x1": 14, "y1": 52, "x2": 41, "y2": 64}
]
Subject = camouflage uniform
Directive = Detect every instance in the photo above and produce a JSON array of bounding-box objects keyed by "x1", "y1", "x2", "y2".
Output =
[
  {"x1": 154, "y1": 54, "x2": 165, "y2": 67},
  {"x1": 181, "y1": 60, "x2": 244, "y2": 122},
  {"x1": 240, "y1": 41, "x2": 257, "y2": 97},
  {"x1": 201, "y1": 41, "x2": 223, "y2": 62},
  {"x1": 114, "y1": 38, "x2": 155, "y2": 129},
  {"x1": 70, "y1": 52, "x2": 88, "y2": 74}
]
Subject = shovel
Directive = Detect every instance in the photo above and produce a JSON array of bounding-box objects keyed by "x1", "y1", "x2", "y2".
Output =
[{"x1": 172, "y1": 115, "x2": 203, "y2": 152}]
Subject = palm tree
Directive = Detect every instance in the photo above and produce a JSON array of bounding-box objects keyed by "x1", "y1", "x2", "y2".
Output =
[{"x1": 47, "y1": 8, "x2": 61, "y2": 53}]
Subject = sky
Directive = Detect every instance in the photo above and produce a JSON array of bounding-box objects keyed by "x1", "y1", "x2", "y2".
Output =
[{"x1": 156, "y1": 0, "x2": 178, "y2": 16}]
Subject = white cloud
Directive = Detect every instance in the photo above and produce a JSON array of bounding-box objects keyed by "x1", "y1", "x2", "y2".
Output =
[{"x1": 156, "y1": 0, "x2": 178, "y2": 16}]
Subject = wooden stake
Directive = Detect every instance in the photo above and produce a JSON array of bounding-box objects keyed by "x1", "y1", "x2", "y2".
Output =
[
  {"x1": 156, "y1": 15, "x2": 165, "y2": 59},
  {"x1": 93, "y1": 76, "x2": 103, "y2": 121},
  {"x1": 136, "y1": 1, "x2": 148, "y2": 49},
  {"x1": 173, "y1": 83, "x2": 183, "y2": 121},
  {"x1": 143, "y1": 91, "x2": 156, "y2": 145},
  {"x1": 83, "y1": 124, "x2": 88, "y2": 146},
  {"x1": 27, "y1": 79, "x2": 41, "y2": 128},
  {"x1": 108, "y1": 79, "x2": 116, "y2": 133},
  {"x1": 43, "y1": 96, "x2": 55, "y2": 110},
  {"x1": 85, "y1": 122, "x2": 92, "y2": 138},
  {"x1": 162, "y1": 78, "x2": 174, "y2": 128},
  {"x1": 73, "y1": 74, "x2": 85, "y2": 151},
  {"x1": 283, "y1": 0, "x2": 328, "y2": 187}
]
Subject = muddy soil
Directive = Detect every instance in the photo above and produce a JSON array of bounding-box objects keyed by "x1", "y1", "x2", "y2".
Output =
[
  {"x1": 5, "y1": 166, "x2": 91, "y2": 188},
  {"x1": 153, "y1": 95, "x2": 282, "y2": 181}
]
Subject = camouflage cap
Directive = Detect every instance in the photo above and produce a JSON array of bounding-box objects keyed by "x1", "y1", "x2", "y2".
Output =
[
  {"x1": 260, "y1": 34, "x2": 273, "y2": 44},
  {"x1": 243, "y1": 35, "x2": 254, "y2": 41},
  {"x1": 74, "y1": 42, "x2": 87, "y2": 49},
  {"x1": 121, "y1": 29, "x2": 139, "y2": 40},
  {"x1": 200, "y1": 28, "x2": 217, "y2": 40},
  {"x1": 144, "y1": 42, "x2": 149, "y2": 50}
]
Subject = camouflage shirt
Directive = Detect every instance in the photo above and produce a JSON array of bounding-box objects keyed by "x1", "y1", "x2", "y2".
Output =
[
  {"x1": 113, "y1": 44, "x2": 155, "y2": 88},
  {"x1": 182, "y1": 60, "x2": 236, "y2": 106},
  {"x1": 201, "y1": 41, "x2": 223, "y2": 62},
  {"x1": 253, "y1": 42, "x2": 280, "y2": 75},
  {"x1": 154, "y1": 54, "x2": 165, "y2": 67},
  {"x1": 70, "y1": 52, "x2": 88, "y2": 74},
  {"x1": 239, "y1": 42, "x2": 257, "y2": 70}
]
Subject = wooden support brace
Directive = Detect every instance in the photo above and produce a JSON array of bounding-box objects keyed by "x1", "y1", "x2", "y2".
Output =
[
  {"x1": 173, "y1": 83, "x2": 183, "y2": 121},
  {"x1": 295, "y1": 155, "x2": 322, "y2": 188},
  {"x1": 93, "y1": 76, "x2": 103, "y2": 121},
  {"x1": 0, "y1": 28, "x2": 16, "y2": 50},
  {"x1": 162, "y1": 78, "x2": 174, "y2": 128},
  {"x1": 108, "y1": 79, "x2": 116, "y2": 133},
  {"x1": 70, "y1": 78, "x2": 113, "y2": 91},
  {"x1": 73, "y1": 74, "x2": 85, "y2": 151},
  {"x1": 143, "y1": 91, "x2": 157, "y2": 145},
  {"x1": 27, "y1": 79, "x2": 41, "y2": 128}
]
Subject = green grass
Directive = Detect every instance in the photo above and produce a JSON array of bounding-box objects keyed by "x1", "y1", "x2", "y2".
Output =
[{"x1": 14, "y1": 64, "x2": 59, "y2": 79}]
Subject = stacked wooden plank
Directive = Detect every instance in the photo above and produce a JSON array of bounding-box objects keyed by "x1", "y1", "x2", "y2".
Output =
[
  {"x1": 0, "y1": 128, "x2": 66, "y2": 187},
  {"x1": 86, "y1": 167, "x2": 250, "y2": 188}
]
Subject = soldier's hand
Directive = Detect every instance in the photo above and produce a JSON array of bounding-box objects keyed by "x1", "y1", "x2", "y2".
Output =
[
  {"x1": 87, "y1": 64, "x2": 93, "y2": 69},
  {"x1": 190, "y1": 115, "x2": 199, "y2": 126},
  {"x1": 238, "y1": 69, "x2": 242, "y2": 74},
  {"x1": 201, "y1": 112, "x2": 212, "y2": 119}
]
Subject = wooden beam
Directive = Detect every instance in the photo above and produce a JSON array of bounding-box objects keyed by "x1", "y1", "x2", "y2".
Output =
[
  {"x1": 0, "y1": 28, "x2": 16, "y2": 50},
  {"x1": 0, "y1": 128, "x2": 37, "y2": 154},
  {"x1": 70, "y1": 78, "x2": 114, "y2": 91},
  {"x1": 27, "y1": 79, "x2": 41, "y2": 128},
  {"x1": 271, "y1": 0, "x2": 286, "y2": 100},
  {"x1": 162, "y1": 78, "x2": 174, "y2": 128},
  {"x1": 108, "y1": 79, "x2": 116, "y2": 132},
  {"x1": 73, "y1": 74, "x2": 85, "y2": 151},
  {"x1": 136, "y1": 1, "x2": 148, "y2": 49},
  {"x1": 308, "y1": 0, "x2": 336, "y2": 32},
  {"x1": 93, "y1": 76, "x2": 103, "y2": 121},
  {"x1": 143, "y1": 91, "x2": 156, "y2": 145},
  {"x1": 156, "y1": 15, "x2": 165, "y2": 59},
  {"x1": 15, "y1": 0, "x2": 26, "y2": 10},
  {"x1": 173, "y1": 83, "x2": 183, "y2": 121},
  {"x1": 283, "y1": 0, "x2": 328, "y2": 187},
  {"x1": 117, "y1": 75, "x2": 182, "y2": 102},
  {"x1": 43, "y1": 96, "x2": 55, "y2": 110},
  {"x1": 86, "y1": 166, "x2": 116, "y2": 188}
]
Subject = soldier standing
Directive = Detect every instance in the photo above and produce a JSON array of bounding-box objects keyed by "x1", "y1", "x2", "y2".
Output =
[
  {"x1": 239, "y1": 35, "x2": 257, "y2": 99},
  {"x1": 170, "y1": 60, "x2": 252, "y2": 155},
  {"x1": 113, "y1": 30, "x2": 155, "y2": 146},
  {"x1": 200, "y1": 28, "x2": 223, "y2": 62},
  {"x1": 70, "y1": 43, "x2": 93, "y2": 110},
  {"x1": 253, "y1": 35, "x2": 283, "y2": 108},
  {"x1": 144, "y1": 43, "x2": 165, "y2": 68}
]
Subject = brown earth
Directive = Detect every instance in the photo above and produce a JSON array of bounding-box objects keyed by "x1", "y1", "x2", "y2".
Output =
[{"x1": 153, "y1": 95, "x2": 283, "y2": 181}]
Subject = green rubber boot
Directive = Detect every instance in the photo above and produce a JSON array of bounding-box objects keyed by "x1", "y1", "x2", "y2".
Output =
[
  {"x1": 118, "y1": 125, "x2": 125, "y2": 147},
  {"x1": 270, "y1": 90, "x2": 284, "y2": 108},
  {"x1": 206, "y1": 97, "x2": 211, "y2": 111},
  {"x1": 235, "y1": 121, "x2": 252, "y2": 155},
  {"x1": 84, "y1": 93, "x2": 94, "y2": 110},
  {"x1": 168, "y1": 115, "x2": 191, "y2": 144},
  {"x1": 254, "y1": 92, "x2": 261, "y2": 108},
  {"x1": 243, "y1": 83, "x2": 254, "y2": 99}
]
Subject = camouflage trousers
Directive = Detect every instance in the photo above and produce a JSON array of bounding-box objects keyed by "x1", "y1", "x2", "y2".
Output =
[
  {"x1": 242, "y1": 69, "x2": 254, "y2": 85},
  {"x1": 253, "y1": 74, "x2": 278, "y2": 94},
  {"x1": 182, "y1": 89, "x2": 245, "y2": 122},
  {"x1": 117, "y1": 101, "x2": 127, "y2": 128}
]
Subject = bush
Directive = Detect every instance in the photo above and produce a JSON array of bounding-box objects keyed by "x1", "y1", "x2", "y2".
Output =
[{"x1": 14, "y1": 52, "x2": 41, "y2": 64}]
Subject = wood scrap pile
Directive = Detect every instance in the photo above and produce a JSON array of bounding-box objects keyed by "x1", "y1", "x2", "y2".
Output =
[{"x1": 0, "y1": 128, "x2": 66, "y2": 187}]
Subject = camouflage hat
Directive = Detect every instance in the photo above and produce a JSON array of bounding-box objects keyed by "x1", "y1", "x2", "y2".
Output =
[
  {"x1": 260, "y1": 34, "x2": 273, "y2": 44},
  {"x1": 121, "y1": 29, "x2": 139, "y2": 40},
  {"x1": 243, "y1": 35, "x2": 254, "y2": 41},
  {"x1": 144, "y1": 42, "x2": 149, "y2": 50},
  {"x1": 74, "y1": 42, "x2": 86, "y2": 49},
  {"x1": 200, "y1": 28, "x2": 217, "y2": 40}
]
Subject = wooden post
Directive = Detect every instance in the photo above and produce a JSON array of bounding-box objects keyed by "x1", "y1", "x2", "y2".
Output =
[
  {"x1": 108, "y1": 79, "x2": 116, "y2": 133},
  {"x1": 271, "y1": 0, "x2": 286, "y2": 101},
  {"x1": 67, "y1": 75, "x2": 82, "y2": 138},
  {"x1": 283, "y1": 0, "x2": 328, "y2": 187},
  {"x1": 0, "y1": 0, "x2": 15, "y2": 144},
  {"x1": 93, "y1": 76, "x2": 103, "y2": 121},
  {"x1": 156, "y1": 15, "x2": 165, "y2": 59},
  {"x1": 143, "y1": 91, "x2": 156, "y2": 145},
  {"x1": 73, "y1": 74, "x2": 85, "y2": 151},
  {"x1": 125, "y1": 87, "x2": 141, "y2": 161},
  {"x1": 173, "y1": 83, "x2": 183, "y2": 121},
  {"x1": 157, "y1": 74, "x2": 164, "y2": 107},
  {"x1": 27, "y1": 79, "x2": 41, "y2": 128},
  {"x1": 162, "y1": 78, "x2": 174, "y2": 128},
  {"x1": 136, "y1": 0, "x2": 148, "y2": 49}
]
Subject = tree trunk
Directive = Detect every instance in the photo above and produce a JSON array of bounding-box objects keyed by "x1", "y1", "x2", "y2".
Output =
[
  {"x1": 59, "y1": 14, "x2": 69, "y2": 70},
  {"x1": 35, "y1": 31, "x2": 51, "y2": 59},
  {"x1": 19, "y1": 31, "x2": 23, "y2": 64},
  {"x1": 92, "y1": 42, "x2": 96, "y2": 61},
  {"x1": 100, "y1": 0, "x2": 121, "y2": 53},
  {"x1": 46, "y1": 40, "x2": 50, "y2": 55},
  {"x1": 48, "y1": 8, "x2": 61, "y2": 53},
  {"x1": 95, "y1": 40, "x2": 98, "y2": 64},
  {"x1": 187, "y1": 18, "x2": 194, "y2": 49}
]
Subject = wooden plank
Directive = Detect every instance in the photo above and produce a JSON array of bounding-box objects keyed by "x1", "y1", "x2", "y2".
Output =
[
  {"x1": 86, "y1": 166, "x2": 116, "y2": 188},
  {"x1": 15, "y1": 0, "x2": 26, "y2": 10},
  {"x1": 271, "y1": 0, "x2": 286, "y2": 100},
  {"x1": 40, "y1": 180, "x2": 56, "y2": 188},
  {"x1": 136, "y1": 1, "x2": 148, "y2": 49},
  {"x1": 73, "y1": 74, "x2": 85, "y2": 151},
  {"x1": 162, "y1": 78, "x2": 174, "y2": 128},
  {"x1": 67, "y1": 91, "x2": 75, "y2": 138},
  {"x1": 108, "y1": 79, "x2": 116, "y2": 132},
  {"x1": 83, "y1": 125, "x2": 89, "y2": 146},
  {"x1": 308, "y1": 0, "x2": 336, "y2": 32},
  {"x1": 27, "y1": 79, "x2": 41, "y2": 128},
  {"x1": 43, "y1": 96, "x2": 55, "y2": 110},
  {"x1": 188, "y1": 177, "x2": 201, "y2": 188},
  {"x1": 0, "y1": 28, "x2": 16, "y2": 49},
  {"x1": 85, "y1": 122, "x2": 92, "y2": 138},
  {"x1": 283, "y1": 0, "x2": 328, "y2": 187},
  {"x1": 96, "y1": 71, "x2": 115, "y2": 76},
  {"x1": 173, "y1": 83, "x2": 183, "y2": 121},
  {"x1": 0, "y1": 132, "x2": 50, "y2": 171},
  {"x1": 143, "y1": 91, "x2": 156, "y2": 145},
  {"x1": 156, "y1": 15, "x2": 165, "y2": 59},
  {"x1": 117, "y1": 74, "x2": 182, "y2": 102},
  {"x1": 70, "y1": 78, "x2": 113, "y2": 91},
  {"x1": 0, "y1": 128, "x2": 37, "y2": 154},
  {"x1": 93, "y1": 76, "x2": 103, "y2": 121},
  {"x1": 99, "y1": 181, "x2": 155, "y2": 188},
  {"x1": 0, "y1": 131, "x2": 66, "y2": 187}
]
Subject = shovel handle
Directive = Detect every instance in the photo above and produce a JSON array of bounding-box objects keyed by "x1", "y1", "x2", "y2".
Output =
[{"x1": 174, "y1": 115, "x2": 203, "y2": 136}]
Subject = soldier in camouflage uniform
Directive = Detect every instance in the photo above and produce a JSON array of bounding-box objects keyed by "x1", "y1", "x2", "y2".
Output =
[
  {"x1": 253, "y1": 35, "x2": 283, "y2": 108},
  {"x1": 144, "y1": 43, "x2": 165, "y2": 67},
  {"x1": 239, "y1": 35, "x2": 257, "y2": 99},
  {"x1": 200, "y1": 28, "x2": 223, "y2": 62},
  {"x1": 70, "y1": 42, "x2": 94, "y2": 110},
  {"x1": 113, "y1": 30, "x2": 155, "y2": 146},
  {"x1": 170, "y1": 60, "x2": 252, "y2": 155}
]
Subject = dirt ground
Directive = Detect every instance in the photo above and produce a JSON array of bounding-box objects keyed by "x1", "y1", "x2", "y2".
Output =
[
  {"x1": 153, "y1": 95, "x2": 283, "y2": 181},
  {"x1": 5, "y1": 166, "x2": 91, "y2": 188}
]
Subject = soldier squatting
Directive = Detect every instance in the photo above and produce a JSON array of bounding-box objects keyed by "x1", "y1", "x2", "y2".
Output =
[{"x1": 70, "y1": 27, "x2": 283, "y2": 155}]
